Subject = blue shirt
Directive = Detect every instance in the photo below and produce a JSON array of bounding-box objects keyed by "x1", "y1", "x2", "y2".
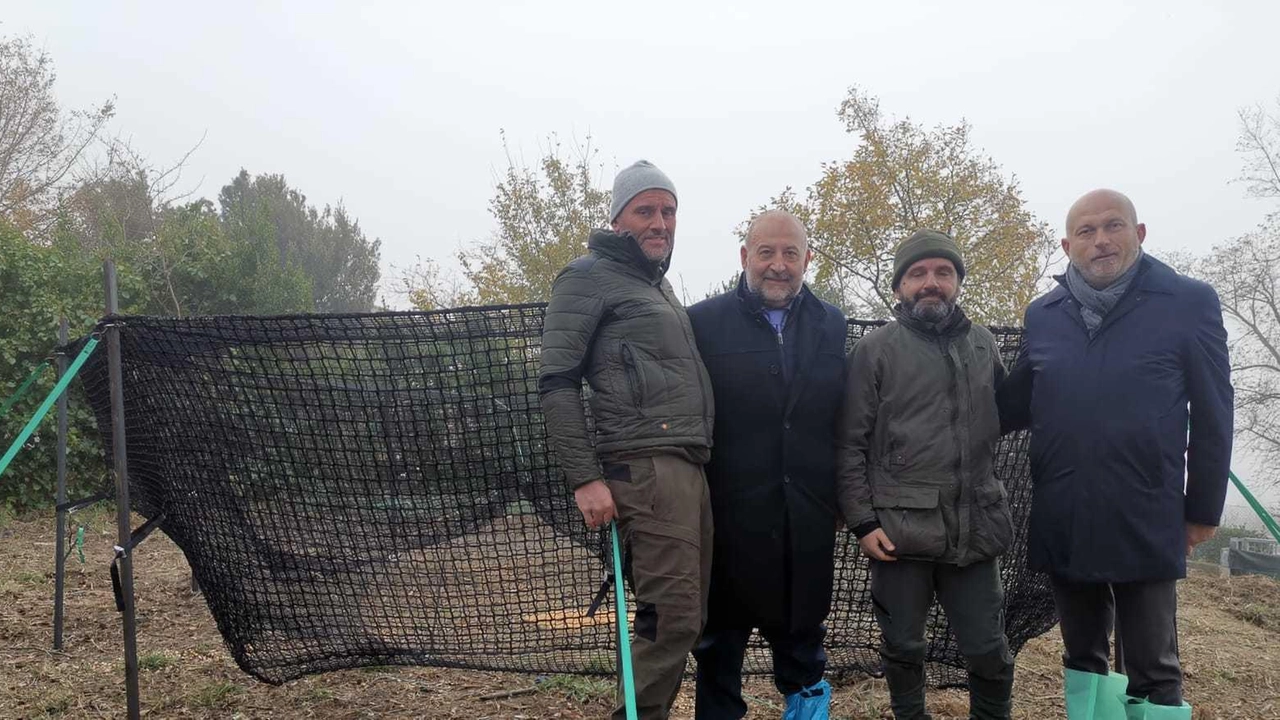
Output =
[
  {"x1": 761, "y1": 300, "x2": 797, "y2": 382},
  {"x1": 764, "y1": 306, "x2": 788, "y2": 335}
]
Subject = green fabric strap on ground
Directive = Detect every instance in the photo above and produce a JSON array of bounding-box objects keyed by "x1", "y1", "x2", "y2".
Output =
[
  {"x1": 1229, "y1": 471, "x2": 1280, "y2": 544},
  {"x1": 0, "y1": 338, "x2": 99, "y2": 480},
  {"x1": 611, "y1": 520, "x2": 637, "y2": 720},
  {"x1": 0, "y1": 360, "x2": 51, "y2": 419}
]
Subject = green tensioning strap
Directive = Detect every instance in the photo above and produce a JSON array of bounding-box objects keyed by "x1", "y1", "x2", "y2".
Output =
[
  {"x1": 0, "y1": 360, "x2": 51, "y2": 418},
  {"x1": 1229, "y1": 471, "x2": 1280, "y2": 544},
  {"x1": 611, "y1": 520, "x2": 637, "y2": 720},
  {"x1": 0, "y1": 338, "x2": 99, "y2": 480}
]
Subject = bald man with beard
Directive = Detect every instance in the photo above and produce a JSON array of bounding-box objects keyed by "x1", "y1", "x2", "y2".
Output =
[{"x1": 999, "y1": 190, "x2": 1233, "y2": 719}]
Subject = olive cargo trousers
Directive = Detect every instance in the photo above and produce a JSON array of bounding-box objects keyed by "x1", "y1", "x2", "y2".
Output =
[{"x1": 604, "y1": 453, "x2": 714, "y2": 720}]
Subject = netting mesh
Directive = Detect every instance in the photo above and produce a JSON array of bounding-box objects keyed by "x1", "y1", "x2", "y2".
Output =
[{"x1": 75, "y1": 307, "x2": 1054, "y2": 687}]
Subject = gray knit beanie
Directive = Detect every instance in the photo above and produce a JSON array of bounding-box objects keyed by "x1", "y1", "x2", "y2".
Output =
[
  {"x1": 610, "y1": 160, "x2": 677, "y2": 221},
  {"x1": 891, "y1": 229, "x2": 966, "y2": 290}
]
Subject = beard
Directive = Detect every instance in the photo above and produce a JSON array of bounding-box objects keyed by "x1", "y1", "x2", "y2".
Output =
[
  {"x1": 902, "y1": 288, "x2": 956, "y2": 323},
  {"x1": 746, "y1": 271, "x2": 801, "y2": 308},
  {"x1": 637, "y1": 231, "x2": 672, "y2": 262}
]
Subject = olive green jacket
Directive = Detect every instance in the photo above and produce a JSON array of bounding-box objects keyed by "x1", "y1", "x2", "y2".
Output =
[
  {"x1": 539, "y1": 230, "x2": 714, "y2": 489},
  {"x1": 836, "y1": 306, "x2": 1012, "y2": 565}
]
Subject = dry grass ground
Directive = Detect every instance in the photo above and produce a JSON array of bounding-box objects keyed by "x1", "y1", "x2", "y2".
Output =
[{"x1": 2, "y1": 506, "x2": 1277, "y2": 719}]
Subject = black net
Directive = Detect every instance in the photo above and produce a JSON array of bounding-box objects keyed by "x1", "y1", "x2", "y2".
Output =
[{"x1": 75, "y1": 308, "x2": 1054, "y2": 687}]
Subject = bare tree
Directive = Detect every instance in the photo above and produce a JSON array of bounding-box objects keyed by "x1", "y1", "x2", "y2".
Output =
[
  {"x1": 1189, "y1": 96, "x2": 1280, "y2": 487},
  {"x1": 0, "y1": 35, "x2": 114, "y2": 234},
  {"x1": 1236, "y1": 95, "x2": 1280, "y2": 201},
  {"x1": 1195, "y1": 221, "x2": 1280, "y2": 482},
  {"x1": 62, "y1": 137, "x2": 203, "y2": 315}
]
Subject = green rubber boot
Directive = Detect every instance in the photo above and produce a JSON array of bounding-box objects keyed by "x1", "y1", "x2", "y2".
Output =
[
  {"x1": 1097, "y1": 673, "x2": 1129, "y2": 719},
  {"x1": 1122, "y1": 697, "x2": 1192, "y2": 719},
  {"x1": 1064, "y1": 668, "x2": 1129, "y2": 720}
]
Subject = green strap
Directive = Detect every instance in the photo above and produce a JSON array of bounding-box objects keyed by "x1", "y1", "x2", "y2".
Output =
[
  {"x1": 1229, "y1": 471, "x2": 1280, "y2": 544},
  {"x1": 0, "y1": 338, "x2": 99, "y2": 480},
  {"x1": 0, "y1": 360, "x2": 51, "y2": 418},
  {"x1": 610, "y1": 520, "x2": 637, "y2": 720},
  {"x1": 1187, "y1": 417, "x2": 1280, "y2": 544}
]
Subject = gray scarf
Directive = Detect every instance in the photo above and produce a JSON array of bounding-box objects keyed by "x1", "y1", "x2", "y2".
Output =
[{"x1": 1064, "y1": 250, "x2": 1144, "y2": 335}]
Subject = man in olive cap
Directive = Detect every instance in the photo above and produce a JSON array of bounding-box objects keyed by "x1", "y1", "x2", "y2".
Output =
[
  {"x1": 540, "y1": 160, "x2": 715, "y2": 719},
  {"x1": 837, "y1": 230, "x2": 1015, "y2": 719}
]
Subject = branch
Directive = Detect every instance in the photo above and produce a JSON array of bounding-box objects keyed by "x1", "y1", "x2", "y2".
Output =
[{"x1": 1238, "y1": 106, "x2": 1280, "y2": 198}]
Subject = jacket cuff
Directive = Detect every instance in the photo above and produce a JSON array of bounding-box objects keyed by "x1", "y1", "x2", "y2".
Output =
[
  {"x1": 568, "y1": 473, "x2": 603, "y2": 491},
  {"x1": 851, "y1": 520, "x2": 881, "y2": 539},
  {"x1": 1184, "y1": 509, "x2": 1221, "y2": 527}
]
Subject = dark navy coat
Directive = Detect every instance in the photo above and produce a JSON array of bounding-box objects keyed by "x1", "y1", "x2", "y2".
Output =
[
  {"x1": 998, "y1": 255, "x2": 1233, "y2": 583},
  {"x1": 687, "y1": 278, "x2": 847, "y2": 630}
]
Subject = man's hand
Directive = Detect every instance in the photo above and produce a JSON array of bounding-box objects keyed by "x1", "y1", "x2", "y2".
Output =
[
  {"x1": 858, "y1": 528, "x2": 897, "y2": 562},
  {"x1": 575, "y1": 479, "x2": 617, "y2": 530},
  {"x1": 1187, "y1": 522, "x2": 1217, "y2": 556}
]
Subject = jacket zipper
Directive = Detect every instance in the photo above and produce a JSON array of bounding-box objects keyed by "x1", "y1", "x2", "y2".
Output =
[
  {"x1": 941, "y1": 338, "x2": 969, "y2": 559},
  {"x1": 620, "y1": 340, "x2": 643, "y2": 410}
]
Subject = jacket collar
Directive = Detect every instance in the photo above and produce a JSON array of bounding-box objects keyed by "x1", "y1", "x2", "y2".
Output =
[
  {"x1": 733, "y1": 272, "x2": 823, "y2": 320},
  {"x1": 588, "y1": 229, "x2": 670, "y2": 283},
  {"x1": 1045, "y1": 254, "x2": 1181, "y2": 338}
]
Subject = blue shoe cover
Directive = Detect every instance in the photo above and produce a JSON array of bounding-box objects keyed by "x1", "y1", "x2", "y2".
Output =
[{"x1": 782, "y1": 679, "x2": 831, "y2": 720}]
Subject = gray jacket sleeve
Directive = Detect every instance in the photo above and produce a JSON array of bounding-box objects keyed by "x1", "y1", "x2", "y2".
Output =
[
  {"x1": 836, "y1": 336, "x2": 881, "y2": 537},
  {"x1": 539, "y1": 265, "x2": 606, "y2": 490}
]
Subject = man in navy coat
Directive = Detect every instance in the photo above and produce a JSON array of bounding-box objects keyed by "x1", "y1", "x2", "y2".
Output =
[
  {"x1": 687, "y1": 210, "x2": 848, "y2": 719},
  {"x1": 999, "y1": 189, "x2": 1232, "y2": 719}
]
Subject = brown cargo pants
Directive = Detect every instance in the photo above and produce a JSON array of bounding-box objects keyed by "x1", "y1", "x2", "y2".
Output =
[{"x1": 603, "y1": 453, "x2": 714, "y2": 720}]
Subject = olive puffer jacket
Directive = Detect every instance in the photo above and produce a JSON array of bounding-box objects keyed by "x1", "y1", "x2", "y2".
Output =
[{"x1": 539, "y1": 229, "x2": 714, "y2": 489}]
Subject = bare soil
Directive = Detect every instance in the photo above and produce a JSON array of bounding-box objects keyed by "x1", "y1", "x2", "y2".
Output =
[{"x1": 2, "y1": 507, "x2": 1277, "y2": 719}]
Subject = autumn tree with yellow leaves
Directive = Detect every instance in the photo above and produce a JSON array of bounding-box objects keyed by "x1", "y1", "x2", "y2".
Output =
[
  {"x1": 403, "y1": 94, "x2": 1057, "y2": 322},
  {"x1": 766, "y1": 87, "x2": 1058, "y2": 324},
  {"x1": 399, "y1": 134, "x2": 610, "y2": 310}
]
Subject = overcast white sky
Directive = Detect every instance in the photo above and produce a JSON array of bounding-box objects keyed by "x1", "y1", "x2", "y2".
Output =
[{"x1": 8, "y1": 2, "x2": 1279, "y2": 499}]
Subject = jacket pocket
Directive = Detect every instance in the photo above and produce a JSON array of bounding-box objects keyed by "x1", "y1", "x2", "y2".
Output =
[
  {"x1": 872, "y1": 486, "x2": 947, "y2": 558},
  {"x1": 606, "y1": 458, "x2": 657, "y2": 522},
  {"x1": 879, "y1": 439, "x2": 907, "y2": 471},
  {"x1": 619, "y1": 339, "x2": 646, "y2": 413},
  {"x1": 969, "y1": 481, "x2": 1013, "y2": 560}
]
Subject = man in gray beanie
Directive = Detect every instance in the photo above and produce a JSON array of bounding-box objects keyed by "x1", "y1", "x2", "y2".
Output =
[
  {"x1": 540, "y1": 160, "x2": 715, "y2": 719},
  {"x1": 837, "y1": 229, "x2": 1015, "y2": 719}
]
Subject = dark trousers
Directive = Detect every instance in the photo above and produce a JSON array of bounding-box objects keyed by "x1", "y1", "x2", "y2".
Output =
[
  {"x1": 692, "y1": 621, "x2": 827, "y2": 719},
  {"x1": 1051, "y1": 576, "x2": 1182, "y2": 706},
  {"x1": 870, "y1": 558, "x2": 1014, "y2": 720},
  {"x1": 607, "y1": 454, "x2": 714, "y2": 720}
]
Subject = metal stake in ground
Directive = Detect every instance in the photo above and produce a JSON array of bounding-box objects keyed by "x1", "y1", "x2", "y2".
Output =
[
  {"x1": 105, "y1": 260, "x2": 142, "y2": 720},
  {"x1": 53, "y1": 317, "x2": 68, "y2": 651}
]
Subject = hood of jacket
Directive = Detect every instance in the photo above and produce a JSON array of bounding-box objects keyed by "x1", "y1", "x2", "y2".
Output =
[{"x1": 588, "y1": 228, "x2": 671, "y2": 282}]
